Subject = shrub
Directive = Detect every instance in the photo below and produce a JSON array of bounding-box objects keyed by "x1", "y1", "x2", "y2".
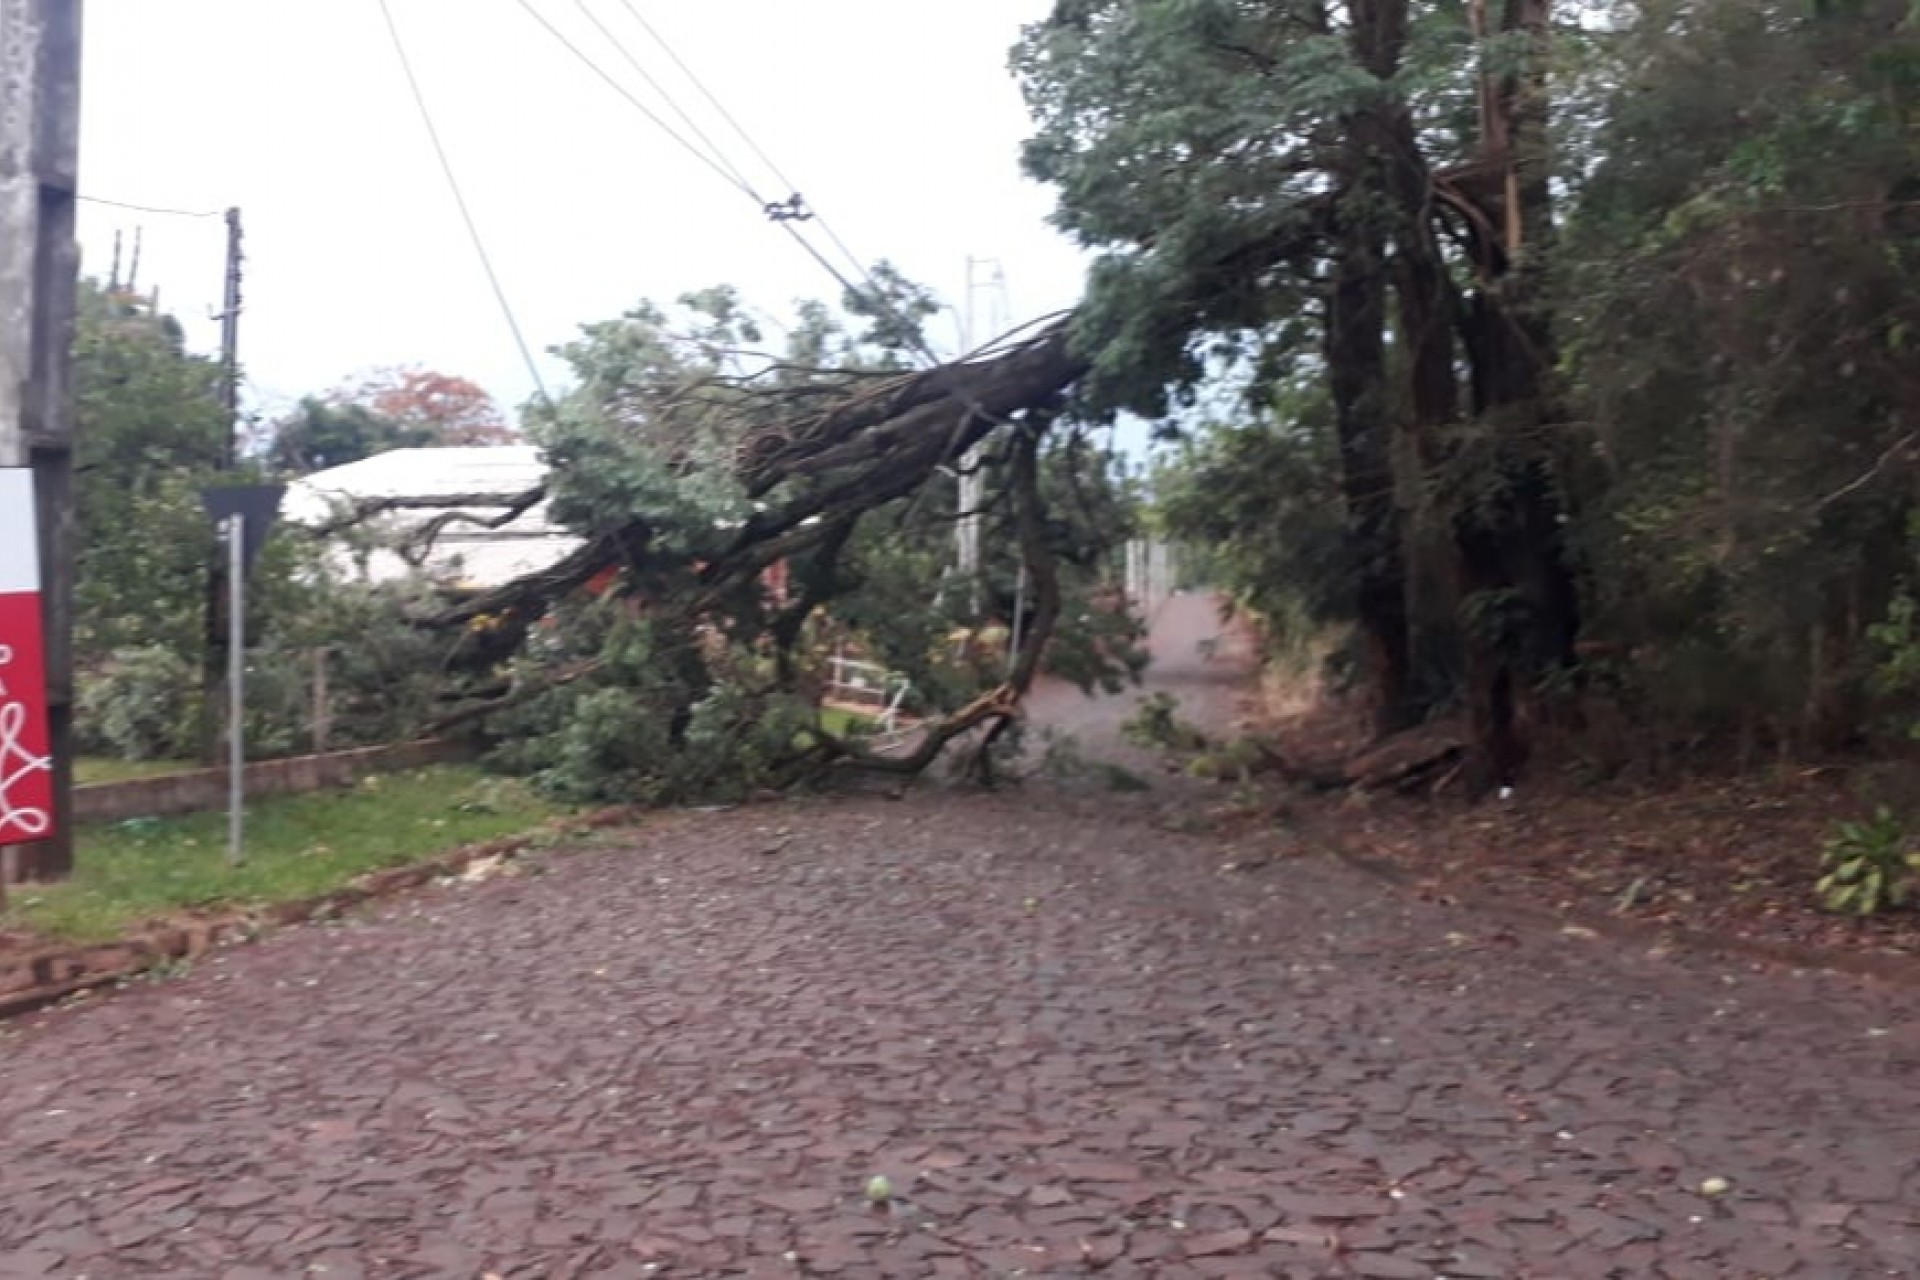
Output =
[
  {"x1": 1816, "y1": 808, "x2": 1920, "y2": 916},
  {"x1": 1122, "y1": 691, "x2": 1209, "y2": 752},
  {"x1": 76, "y1": 646, "x2": 201, "y2": 761}
]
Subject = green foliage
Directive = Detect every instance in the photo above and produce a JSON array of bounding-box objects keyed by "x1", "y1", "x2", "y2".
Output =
[
  {"x1": 74, "y1": 646, "x2": 200, "y2": 761},
  {"x1": 252, "y1": 576, "x2": 455, "y2": 752},
  {"x1": 1868, "y1": 572, "x2": 1920, "y2": 739},
  {"x1": 265, "y1": 397, "x2": 432, "y2": 475},
  {"x1": 1816, "y1": 808, "x2": 1920, "y2": 914},
  {"x1": 481, "y1": 282, "x2": 1146, "y2": 804},
  {"x1": 1121, "y1": 691, "x2": 1209, "y2": 752},
  {"x1": 72, "y1": 281, "x2": 230, "y2": 664},
  {"x1": 1151, "y1": 385, "x2": 1350, "y2": 640},
  {"x1": 484, "y1": 610, "x2": 816, "y2": 806},
  {"x1": 1559, "y1": 0, "x2": 1920, "y2": 746},
  {"x1": 1014, "y1": 0, "x2": 1342, "y2": 416},
  {"x1": 1187, "y1": 735, "x2": 1269, "y2": 782}
]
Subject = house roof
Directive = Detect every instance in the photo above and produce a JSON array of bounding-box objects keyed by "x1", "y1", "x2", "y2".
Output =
[{"x1": 284, "y1": 445, "x2": 580, "y2": 590}]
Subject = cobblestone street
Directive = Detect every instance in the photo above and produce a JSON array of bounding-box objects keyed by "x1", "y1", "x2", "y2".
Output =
[{"x1": 2, "y1": 599, "x2": 1916, "y2": 1277}]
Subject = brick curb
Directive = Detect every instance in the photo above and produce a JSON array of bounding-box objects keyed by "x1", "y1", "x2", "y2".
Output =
[
  {"x1": 0, "y1": 805, "x2": 640, "y2": 1022},
  {"x1": 1315, "y1": 835, "x2": 1920, "y2": 987}
]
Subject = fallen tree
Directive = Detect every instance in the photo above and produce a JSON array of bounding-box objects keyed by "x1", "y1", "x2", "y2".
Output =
[{"x1": 342, "y1": 292, "x2": 1137, "y2": 802}]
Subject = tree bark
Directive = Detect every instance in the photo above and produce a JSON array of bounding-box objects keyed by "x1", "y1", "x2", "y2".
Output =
[
  {"x1": 1326, "y1": 206, "x2": 1416, "y2": 738},
  {"x1": 1329, "y1": 0, "x2": 1420, "y2": 739},
  {"x1": 1447, "y1": 0, "x2": 1582, "y2": 790}
]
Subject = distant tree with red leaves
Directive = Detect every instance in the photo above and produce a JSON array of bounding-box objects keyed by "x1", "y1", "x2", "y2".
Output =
[{"x1": 338, "y1": 366, "x2": 517, "y2": 447}]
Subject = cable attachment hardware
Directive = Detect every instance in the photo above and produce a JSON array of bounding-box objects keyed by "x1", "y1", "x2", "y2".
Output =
[{"x1": 764, "y1": 193, "x2": 814, "y2": 223}]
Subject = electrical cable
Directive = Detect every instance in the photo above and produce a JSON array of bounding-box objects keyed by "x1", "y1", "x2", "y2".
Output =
[
  {"x1": 612, "y1": 0, "x2": 802, "y2": 197},
  {"x1": 569, "y1": 0, "x2": 760, "y2": 199},
  {"x1": 376, "y1": 0, "x2": 551, "y2": 406},
  {"x1": 580, "y1": 0, "x2": 945, "y2": 370},
  {"x1": 77, "y1": 194, "x2": 223, "y2": 219},
  {"x1": 521, "y1": 0, "x2": 1022, "y2": 460},
  {"x1": 512, "y1": 0, "x2": 760, "y2": 204}
]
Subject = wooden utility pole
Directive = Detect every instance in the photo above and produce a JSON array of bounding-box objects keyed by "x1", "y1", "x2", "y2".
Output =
[{"x1": 0, "y1": 0, "x2": 82, "y2": 883}]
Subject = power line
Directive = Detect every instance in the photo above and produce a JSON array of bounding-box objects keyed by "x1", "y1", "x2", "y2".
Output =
[
  {"x1": 376, "y1": 0, "x2": 551, "y2": 406},
  {"x1": 512, "y1": 0, "x2": 760, "y2": 204},
  {"x1": 77, "y1": 194, "x2": 224, "y2": 219},
  {"x1": 541, "y1": 0, "x2": 930, "y2": 367},
  {"x1": 518, "y1": 0, "x2": 1015, "y2": 460},
  {"x1": 608, "y1": 0, "x2": 908, "y2": 343},
  {"x1": 569, "y1": 0, "x2": 759, "y2": 198},
  {"x1": 610, "y1": 0, "x2": 808, "y2": 199}
]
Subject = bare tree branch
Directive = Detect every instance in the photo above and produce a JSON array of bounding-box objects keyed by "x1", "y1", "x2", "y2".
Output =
[{"x1": 1815, "y1": 431, "x2": 1919, "y2": 513}]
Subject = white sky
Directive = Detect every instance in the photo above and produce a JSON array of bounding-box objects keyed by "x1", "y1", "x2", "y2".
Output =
[{"x1": 75, "y1": 1, "x2": 1090, "y2": 426}]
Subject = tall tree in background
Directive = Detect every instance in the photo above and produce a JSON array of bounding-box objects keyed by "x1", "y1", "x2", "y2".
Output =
[
  {"x1": 265, "y1": 397, "x2": 430, "y2": 475},
  {"x1": 265, "y1": 367, "x2": 514, "y2": 476},
  {"x1": 339, "y1": 366, "x2": 516, "y2": 447},
  {"x1": 1016, "y1": 0, "x2": 1584, "y2": 782},
  {"x1": 1023, "y1": 0, "x2": 1920, "y2": 775},
  {"x1": 72, "y1": 280, "x2": 228, "y2": 662},
  {"x1": 1560, "y1": 0, "x2": 1920, "y2": 750}
]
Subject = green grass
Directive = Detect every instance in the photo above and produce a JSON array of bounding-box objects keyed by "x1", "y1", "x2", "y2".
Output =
[
  {"x1": 3, "y1": 765, "x2": 564, "y2": 943},
  {"x1": 74, "y1": 756, "x2": 197, "y2": 785}
]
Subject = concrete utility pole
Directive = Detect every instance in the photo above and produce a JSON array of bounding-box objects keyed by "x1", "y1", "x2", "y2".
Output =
[
  {"x1": 0, "y1": 0, "x2": 82, "y2": 882},
  {"x1": 954, "y1": 256, "x2": 1008, "y2": 618},
  {"x1": 217, "y1": 206, "x2": 242, "y2": 462}
]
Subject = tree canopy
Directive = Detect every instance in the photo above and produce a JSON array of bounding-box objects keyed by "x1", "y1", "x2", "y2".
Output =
[
  {"x1": 263, "y1": 367, "x2": 514, "y2": 475},
  {"x1": 69, "y1": 0, "x2": 1920, "y2": 803},
  {"x1": 1018, "y1": 0, "x2": 1920, "y2": 783}
]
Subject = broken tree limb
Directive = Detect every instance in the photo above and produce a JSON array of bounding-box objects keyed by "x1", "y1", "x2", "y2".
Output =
[
  {"x1": 736, "y1": 320, "x2": 1083, "y2": 495},
  {"x1": 426, "y1": 321, "x2": 1087, "y2": 636},
  {"x1": 825, "y1": 418, "x2": 1066, "y2": 781}
]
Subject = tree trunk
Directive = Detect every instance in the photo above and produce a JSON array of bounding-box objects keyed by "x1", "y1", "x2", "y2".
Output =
[
  {"x1": 1443, "y1": 0, "x2": 1583, "y2": 790},
  {"x1": 1323, "y1": 0, "x2": 1425, "y2": 740},
  {"x1": 1326, "y1": 195, "x2": 1416, "y2": 738}
]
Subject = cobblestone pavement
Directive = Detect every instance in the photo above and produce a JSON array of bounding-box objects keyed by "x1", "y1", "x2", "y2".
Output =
[{"x1": 2, "y1": 598, "x2": 1918, "y2": 1278}]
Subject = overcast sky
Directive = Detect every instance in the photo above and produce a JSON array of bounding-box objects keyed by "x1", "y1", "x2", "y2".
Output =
[{"x1": 76, "y1": 1, "x2": 1090, "y2": 426}]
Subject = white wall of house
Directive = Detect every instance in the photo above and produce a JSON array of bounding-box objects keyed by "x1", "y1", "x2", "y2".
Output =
[{"x1": 283, "y1": 446, "x2": 580, "y2": 591}]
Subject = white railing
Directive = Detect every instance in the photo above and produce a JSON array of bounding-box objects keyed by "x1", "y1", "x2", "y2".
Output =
[{"x1": 824, "y1": 653, "x2": 915, "y2": 752}]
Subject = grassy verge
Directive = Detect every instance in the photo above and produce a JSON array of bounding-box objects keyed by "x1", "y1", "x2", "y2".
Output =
[{"x1": 3, "y1": 765, "x2": 564, "y2": 944}]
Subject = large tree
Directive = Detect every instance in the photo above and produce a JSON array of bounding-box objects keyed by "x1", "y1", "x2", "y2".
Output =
[
  {"x1": 71, "y1": 280, "x2": 230, "y2": 663},
  {"x1": 265, "y1": 397, "x2": 430, "y2": 475},
  {"x1": 265, "y1": 367, "x2": 515, "y2": 475},
  {"x1": 1015, "y1": 0, "x2": 1584, "y2": 784},
  {"x1": 338, "y1": 366, "x2": 516, "y2": 447},
  {"x1": 1023, "y1": 0, "x2": 1920, "y2": 777},
  {"x1": 385, "y1": 282, "x2": 1137, "y2": 801}
]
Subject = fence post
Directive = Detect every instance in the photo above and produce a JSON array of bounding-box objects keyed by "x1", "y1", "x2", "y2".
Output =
[{"x1": 310, "y1": 647, "x2": 330, "y2": 755}]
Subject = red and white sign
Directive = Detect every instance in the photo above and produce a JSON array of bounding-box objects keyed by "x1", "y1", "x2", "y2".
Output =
[{"x1": 0, "y1": 470, "x2": 55, "y2": 847}]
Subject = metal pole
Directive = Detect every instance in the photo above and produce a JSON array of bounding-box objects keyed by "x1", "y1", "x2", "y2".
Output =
[
  {"x1": 227, "y1": 514, "x2": 245, "y2": 867},
  {"x1": 200, "y1": 208, "x2": 242, "y2": 760}
]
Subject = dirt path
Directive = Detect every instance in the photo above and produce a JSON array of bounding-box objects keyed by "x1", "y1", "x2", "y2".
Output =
[{"x1": 3, "y1": 597, "x2": 1918, "y2": 1277}]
